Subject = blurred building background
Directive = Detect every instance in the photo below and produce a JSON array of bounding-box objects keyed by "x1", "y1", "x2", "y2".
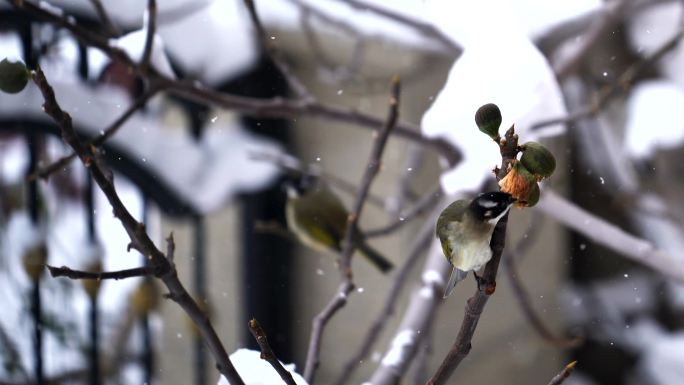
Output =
[{"x1": 2, "y1": 1, "x2": 684, "y2": 385}]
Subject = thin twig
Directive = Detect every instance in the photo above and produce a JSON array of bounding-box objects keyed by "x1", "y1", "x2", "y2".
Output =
[
  {"x1": 47, "y1": 265, "x2": 153, "y2": 280},
  {"x1": 427, "y1": 126, "x2": 519, "y2": 385},
  {"x1": 87, "y1": 0, "x2": 119, "y2": 37},
  {"x1": 503, "y1": 251, "x2": 583, "y2": 347},
  {"x1": 366, "y1": 238, "x2": 447, "y2": 385},
  {"x1": 30, "y1": 67, "x2": 245, "y2": 385},
  {"x1": 501, "y1": 215, "x2": 583, "y2": 347},
  {"x1": 247, "y1": 319, "x2": 297, "y2": 385},
  {"x1": 338, "y1": 76, "x2": 400, "y2": 277},
  {"x1": 242, "y1": 0, "x2": 311, "y2": 100},
  {"x1": 29, "y1": 86, "x2": 161, "y2": 180},
  {"x1": 303, "y1": 76, "x2": 401, "y2": 384},
  {"x1": 335, "y1": 217, "x2": 435, "y2": 385},
  {"x1": 140, "y1": 0, "x2": 157, "y2": 74},
  {"x1": 535, "y1": 190, "x2": 684, "y2": 283},
  {"x1": 304, "y1": 282, "x2": 353, "y2": 384},
  {"x1": 533, "y1": 25, "x2": 684, "y2": 130},
  {"x1": 547, "y1": 361, "x2": 578, "y2": 385},
  {"x1": 253, "y1": 221, "x2": 297, "y2": 242},
  {"x1": 8, "y1": 0, "x2": 462, "y2": 166},
  {"x1": 385, "y1": 144, "x2": 425, "y2": 218},
  {"x1": 365, "y1": 184, "x2": 441, "y2": 238},
  {"x1": 167, "y1": 80, "x2": 461, "y2": 166},
  {"x1": 332, "y1": 0, "x2": 462, "y2": 56}
]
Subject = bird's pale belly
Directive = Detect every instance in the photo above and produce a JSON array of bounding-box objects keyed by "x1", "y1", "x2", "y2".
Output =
[{"x1": 446, "y1": 223, "x2": 493, "y2": 271}]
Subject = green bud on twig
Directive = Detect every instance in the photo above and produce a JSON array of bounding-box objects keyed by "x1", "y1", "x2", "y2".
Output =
[
  {"x1": 475, "y1": 103, "x2": 502, "y2": 138},
  {"x1": 0, "y1": 58, "x2": 30, "y2": 94}
]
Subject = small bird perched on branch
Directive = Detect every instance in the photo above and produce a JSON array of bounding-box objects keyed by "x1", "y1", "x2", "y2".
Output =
[
  {"x1": 436, "y1": 192, "x2": 515, "y2": 297},
  {"x1": 284, "y1": 176, "x2": 393, "y2": 273}
]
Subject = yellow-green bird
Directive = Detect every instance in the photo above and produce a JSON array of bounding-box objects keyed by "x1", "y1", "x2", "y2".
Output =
[
  {"x1": 436, "y1": 192, "x2": 515, "y2": 297},
  {"x1": 285, "y1": 178, "x2": 393, "y2": 273}
]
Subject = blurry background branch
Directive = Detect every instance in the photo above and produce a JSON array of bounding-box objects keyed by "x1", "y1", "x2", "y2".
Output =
[
  {"x1": 536, "y1": 190, "x2": 684, "y2": 283},
  {"x1": 30, "y1": 67, "x2": 246, "y2": 385},
  {"x1": 303, "y1": 76, "x2": 400, "y2": 383},
  {"x1": 535, "y1": 22, "x2": 684, "y2": 130},
  {"x1": 503, "y1": 220, "x2": 584, "y2": 347}
]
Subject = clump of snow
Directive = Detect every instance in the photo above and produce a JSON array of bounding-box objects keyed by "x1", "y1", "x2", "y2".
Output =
[
  {"x1": 111, "y1": 28, "x2": 175, "y2": 79},
  {"x1": 627, "y1": 2, "x2": 684, "y2": 88},
  {"x1": 219, "y1": 348, "x2": 308, "y2": 385},
  {"x1": 38, "y1": 1, "x2": 64, "y2": 17},
  {"x1": 623, "y1": 319, "x2": 684, "y2": 385},
  {"x1": 0, "y1": 32, "x2": 23, "y2": 62},
  {"x1": 421, "y1": 270, "x2": 444, "y2": 287},
  {"x1": 422, "y1": 0, "x2": 565, "y2": 194},
  {"x1": 624, "y1": 81, "x2": 684, "y2": 159},
  {"x1": 158, "y1": 0, "x2": 257, "y2": 85},
  {"x1": 0, "y1": 77, "x2": 282, "y2": 214},
  {"x1": 380, "y1": 329, "x2": 416, "y2": 368}
]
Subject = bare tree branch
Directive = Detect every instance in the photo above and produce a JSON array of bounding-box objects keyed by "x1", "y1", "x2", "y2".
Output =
[
  {"x1": 533, "y1": 25, "x2": 684, "y2": 130},
  {"x1": 365, "y1": 184, "x2": 441, "y2": 238},
  {"x1": 29, "y1": 86, "x2": 161, "y2": 181},
  {"x1": 331, "y1": 0, "x2": 462, "y2": 57},
  {"x1": 535, "y1": 190, "x2": 684, "y2": 283},
  {"x1": 140, "y1": 0, "x2": 157, "y2": 74},
  {"x1": 427, "y1": 126, "x2": 519, "y2": 385},
  {"x1": 553, "y1": 0, "x2": 628, "y2": 80},
  {"x1": 248, "y1": 319, "x2": 297, "y2": 385},
  {"x1": 249, "y1": 151, "x2": 387, "y2": 209},
  {"x1": 366, "y1": 238, "x2": 447, "y2": 385},
  {"x1": 87, "y1": 0, "x2": 119, "y2": 37},
  {"x1": 8, "y1": 0, "x2": 462, "y2": 166},
  {"x1": 547, "y1": 361, "x2": 578, "y2": 385},
  {"x1": 30, "y1": 67, "x2": 246, "y2": 385},
  {"x1": 47, "y1": 265, "x2": 153, "y2": 280},
  {"x1": 503, "y1": 251, "x2": 583, "y2": 347},
  {"x1": 335, "y1": 216, "x2": 435, "y2": 385},
  {"x1": 304, "y1": 76, "x2": 400, "y2": 383},
  {"x1": 242, "y1": 0, "x2": 312, "y2": 100}
]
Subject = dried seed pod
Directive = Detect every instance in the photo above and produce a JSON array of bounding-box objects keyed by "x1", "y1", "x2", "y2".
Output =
[
  {"x1": 22, "y1": 243, "x2": 48, "y2": 282},
  {"x1": 131, "y1": 279, "x2": 160, "y2": 316},
  {"x1": 81, "y1": 261, "x2": 103, "y2": 298},
  {"x1": 520, "y1": 141, "x2": 556, "y2": 179},
  {"x1": 0, "y1": 58, "x2": 30, "y2": 94},
  {"x1": 475, "y1": 103, "x2": 502, "y2": 138},
  {"x1": 498, "y1": 161, "x2": 537, "y2": 206}
]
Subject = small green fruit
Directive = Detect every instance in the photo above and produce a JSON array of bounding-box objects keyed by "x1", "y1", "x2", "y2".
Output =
[
  {"x1": 520, "y1": 141, "x2": 556, "y2": 178},
  {"x1": 475, "y1": 103, "x2": 502, "y2": 138},
  {"x1": 523, "y1": 182, "x2": 540, "y2": 207},
  {"x1": 0, "y1": 58, "x2": 30, "y2": 94}
]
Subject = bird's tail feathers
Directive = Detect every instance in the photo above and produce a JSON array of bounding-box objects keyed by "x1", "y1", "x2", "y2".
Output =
[
  {"x1": 443, "y1": 267, "x2": 468, "y2": 298},
  {"x1": 356, "y1": 240, "x2": 393, "y2": 273}
]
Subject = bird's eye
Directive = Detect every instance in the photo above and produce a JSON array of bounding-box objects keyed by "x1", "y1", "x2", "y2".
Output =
[{"x1": 484, "y1": 210, "x2": 493, "y2": 217}]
